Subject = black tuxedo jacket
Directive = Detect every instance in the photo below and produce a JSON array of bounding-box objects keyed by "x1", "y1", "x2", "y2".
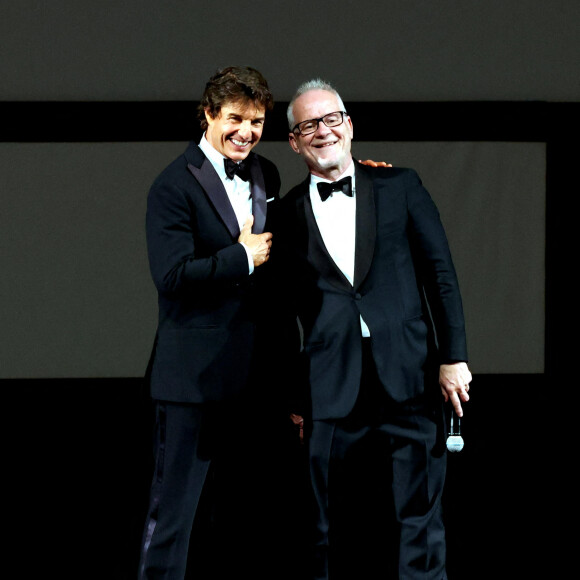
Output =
[
  {"x1": 279, "y1": 161, "x2": 468, "y2": 420},
  {"x1": 146, "y1": 141, "x2": 281, "y2": 403}
]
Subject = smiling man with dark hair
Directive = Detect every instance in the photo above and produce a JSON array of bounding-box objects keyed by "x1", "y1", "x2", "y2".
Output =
[{"x1": 138, "y1": 66, "x2": 283, "y2": 580}]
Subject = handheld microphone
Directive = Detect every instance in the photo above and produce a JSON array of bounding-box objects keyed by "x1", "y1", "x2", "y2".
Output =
[{"x1": 446, "y1": 409, "x2": 464, "y2": 452}]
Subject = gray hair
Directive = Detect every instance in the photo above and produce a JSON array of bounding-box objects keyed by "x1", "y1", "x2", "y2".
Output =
[{"x1": 287, "y1": 79, "x2": 347, "y2": 130}]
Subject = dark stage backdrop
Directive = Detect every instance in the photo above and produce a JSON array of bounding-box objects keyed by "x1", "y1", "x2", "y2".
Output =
[
  {"x1": 0, "y1": 136, "x2": 545, "y2": 378},
  {"x1": 2, "y1": 2, "x2": 577, "y2": 577},
  {"x1": 2, "y1": 100, "x2": 574, "y2": 580}
]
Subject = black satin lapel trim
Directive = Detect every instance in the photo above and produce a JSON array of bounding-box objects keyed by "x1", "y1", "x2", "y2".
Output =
[
  {"x1": 354, "y1": 164, "x2": 376, "y2": 289},
  {"x1": 249, "y1": 155, "x2": 267, "y2": 234},
  {"x1": 187, "y1": 160, "x2": 240, "y2": 239},
  {"x1": 304, "y1": 194, "x2": 353, "y2": 292}
]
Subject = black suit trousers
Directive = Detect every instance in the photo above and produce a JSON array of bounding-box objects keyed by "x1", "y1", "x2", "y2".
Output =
[
  {"x1": 138, "y1": 400, "x2": 261, "y2": 580},
  {"x1": 309, "y1": 339, "x2": 448, "y2": 580}
]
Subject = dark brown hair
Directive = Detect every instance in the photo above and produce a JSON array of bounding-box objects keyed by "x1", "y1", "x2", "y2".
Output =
[{"x1": 197, "y1": 66, "x2": 274, "y2": 130}]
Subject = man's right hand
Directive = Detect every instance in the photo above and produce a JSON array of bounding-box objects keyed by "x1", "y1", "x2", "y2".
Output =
[
  {"x1": 290, "y1": 413, "x2": 305, "y2": 444},
  {"x1": 238, "y1": 215, "x2": 273, "y2": 267}
]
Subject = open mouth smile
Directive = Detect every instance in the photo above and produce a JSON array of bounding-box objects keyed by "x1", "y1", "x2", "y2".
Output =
[
  {"x1": 315, "y1": 140, "x2": 338, "y2": 148},
  {"x1": 230, "y1": 138, "x2": 251, "y2": 147}
]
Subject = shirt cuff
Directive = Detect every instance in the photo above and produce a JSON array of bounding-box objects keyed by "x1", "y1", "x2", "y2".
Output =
[{"x1": 239, "y1": 242, "x2": 254, "y2": 275}]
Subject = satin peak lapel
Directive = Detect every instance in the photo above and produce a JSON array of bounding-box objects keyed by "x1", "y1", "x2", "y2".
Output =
[
  {"x1": 249, "y1": 155, "x2": 267, "y2": 234},
  {"x1": 187, "y1": 157, "x2": 240, "y2": 239},
  {"x1": 303, "y1": 189, "x2": 353, "y2": 292},
  {"x1": 353, "y1": 164, "x2": 376, "y2": 289}
]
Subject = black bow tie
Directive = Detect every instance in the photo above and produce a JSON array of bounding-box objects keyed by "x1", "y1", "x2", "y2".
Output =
[
  {"x1": 224, "y1": 158, "x2": 251, "y2": 181},
  {"x1": 317, "y1": 176, "x2": 353, "y2": 201}
]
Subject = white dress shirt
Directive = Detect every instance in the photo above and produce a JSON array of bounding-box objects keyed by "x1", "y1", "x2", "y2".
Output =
[
  {"x1": 309, "y1": 163, "x2": 370, "y2": 337},
  {"x1": 199, "y1": 135, "x2": 254, "y2": 274}
]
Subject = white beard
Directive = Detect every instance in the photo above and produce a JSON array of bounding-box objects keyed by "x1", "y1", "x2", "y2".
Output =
[{"x1": 312, "y1": 148, "x2": 349, "y2": 173}]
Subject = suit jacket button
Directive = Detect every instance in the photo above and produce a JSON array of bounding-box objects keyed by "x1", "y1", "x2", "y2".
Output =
[{"x1": 354, "y1": 293, "x2": 362, "y2": 300}]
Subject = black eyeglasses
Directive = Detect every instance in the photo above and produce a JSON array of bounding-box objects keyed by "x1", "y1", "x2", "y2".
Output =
[{"x1": 292, "y1": 111, "x2": 348, "y2": 136}]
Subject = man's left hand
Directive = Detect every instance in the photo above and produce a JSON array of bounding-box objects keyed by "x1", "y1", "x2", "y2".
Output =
[{"x1": 439, "y1": 362, "x2": 472, "y2": 417}]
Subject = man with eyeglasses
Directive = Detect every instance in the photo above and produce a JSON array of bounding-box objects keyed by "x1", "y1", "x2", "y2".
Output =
[{"x1": 280, "y1": 79, "x2": 472, "y2": 579}]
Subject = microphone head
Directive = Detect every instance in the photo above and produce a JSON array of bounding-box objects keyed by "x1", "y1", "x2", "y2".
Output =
[{"x1": 446, "y1": 435, "x2": 464, "y2": 453}]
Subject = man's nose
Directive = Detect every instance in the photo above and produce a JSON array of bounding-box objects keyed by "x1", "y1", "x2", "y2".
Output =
[
  {"x1": 314, "y1": 120, "x2": 331, "y2": 136},
  {"x1": 238, "y1": 121, "x2": 252, "y2": 139}
]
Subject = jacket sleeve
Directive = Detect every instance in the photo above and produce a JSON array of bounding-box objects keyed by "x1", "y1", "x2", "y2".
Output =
[
  {"x1": 404, "y1": 169, "x2": 468, "y2": 362},
  {"x1": 146, "y1": 175, "x2": 249, "y2": 296}
]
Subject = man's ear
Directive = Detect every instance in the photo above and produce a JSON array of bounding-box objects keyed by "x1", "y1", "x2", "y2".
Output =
[
  {"x1": 204, "y1": 107, "x2": 216, "y2": 126},
  {"x1": 346, "y1": 115, "x2": 354, "y2": 138},
  {"x1": 289, "y1": 133, "x2": 300, "y2": 154}
]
